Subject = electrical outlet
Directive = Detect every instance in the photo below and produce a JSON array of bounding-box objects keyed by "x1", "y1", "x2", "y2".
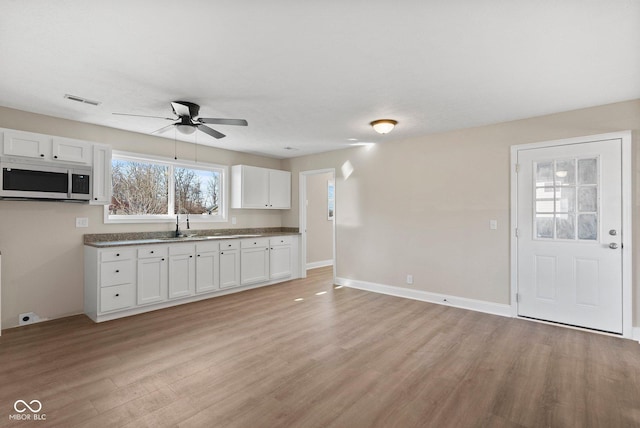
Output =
[
  {"x1": 232, "y1": 217, "x2": 237, "y2": 225},
  {"x1": 19, "y1": 312, "x2": 41, "y2": 326},
  {"x1": 76, "y1": 217, "x2": 89, "y2": 228},
  {"x1": 406, "y1": 274, "x2": 413, "y2": 285}
]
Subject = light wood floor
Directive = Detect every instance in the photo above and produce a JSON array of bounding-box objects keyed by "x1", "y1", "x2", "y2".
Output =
[{"x1": 2, "y1": 266, "x2": 640, "y2": 427}]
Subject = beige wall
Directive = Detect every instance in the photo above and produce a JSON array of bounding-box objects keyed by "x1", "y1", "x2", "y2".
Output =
[
  {"x1": 0, "y1": 107, "x2": 284, "y2": 329},
  {"x1": 305, "y1": 172, "x2": 334, "y2": 265},
  {"x1": 283, "y1": 99, "x2": 640, "y2": 325}
]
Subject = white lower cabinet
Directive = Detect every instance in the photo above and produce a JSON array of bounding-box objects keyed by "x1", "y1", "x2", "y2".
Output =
[
  {"x1": 270, "y1": 237, "x2": 292, "y2": 280},
  {"x1": 219, "y1": 240, "x2": 240, "y2": 289},
  {"x1": 241, "y1": 238, "x2": 270, "y2": 285},
  {"x1": 196, "y1": 243, "x2": 220, "y2": 293},
  {"x1": 169, "y1": 245, "x2": 196, "y2": 299},
  {"x1": 84, "y1": 234, "x2": 299, "y2": 322}
]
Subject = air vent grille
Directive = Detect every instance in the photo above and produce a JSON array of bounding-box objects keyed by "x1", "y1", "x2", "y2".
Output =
[{"x1": 64, "y1": 94, "x2": 101, "y2": 106}]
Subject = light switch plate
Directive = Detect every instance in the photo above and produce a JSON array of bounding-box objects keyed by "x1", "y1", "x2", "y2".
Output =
[
  {"x1": 76, "y1": 217, "x2": 89, "y2": 228},
  {"x1": 490, "y1": 220, "x2": 497, "y2": 230}
]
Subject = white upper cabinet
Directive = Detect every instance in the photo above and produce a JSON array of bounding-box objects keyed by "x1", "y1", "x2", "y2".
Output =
[
  {"x1": 91, "y1": 144, "x2": 112, "y2": 205},
  {"x1": 52, "y1": 137, "x2": 92, "y2": 163},
  {"x1": 1, "y1": 130, "x2": 92, "y2": 165},
  {"x1": 231, "y1": 165, "x2": 291, "y2": 209},
  {"x1": 2, "y1": 130, "x2": 51, "y2": 159}
]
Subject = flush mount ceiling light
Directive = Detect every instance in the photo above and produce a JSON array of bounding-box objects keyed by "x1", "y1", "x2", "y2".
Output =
[{"x1": 370, "y1": 119, "x2": 397, "y2": 134}]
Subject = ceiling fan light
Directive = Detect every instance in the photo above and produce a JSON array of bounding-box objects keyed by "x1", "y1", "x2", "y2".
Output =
[
  {"x1": 370, "y1": 119, "x2": 397, "y2": 134},
  {"x1": 176, "y1": 124, "x2": 196, "y2": 135}
]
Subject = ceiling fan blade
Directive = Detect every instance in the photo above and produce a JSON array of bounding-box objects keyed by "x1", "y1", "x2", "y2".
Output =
[
  {"x1": 171, "y1": 101, "x2": 192, "y2": 118},
  {"x1": 151, "y1": 123, "x2": 176, "y2": 135},
  {"x1": 198, "y1": 118, "x2": 248, "y2": 126},
  {"x1": 197, "y1": 124, "x2": 226, "y2": 139},
  {"x1": 113, "y1": 112, "x2": 175, "y2": 120}
]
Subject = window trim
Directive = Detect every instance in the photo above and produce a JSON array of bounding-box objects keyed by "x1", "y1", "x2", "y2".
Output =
[{"x1": 104, "y1": 150, "x2": 228, "y2": 224}]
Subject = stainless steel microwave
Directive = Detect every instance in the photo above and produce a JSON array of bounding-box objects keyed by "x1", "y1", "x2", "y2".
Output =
[{"x1": 0, "y1": 156, "x2": 92, "y2": 201}]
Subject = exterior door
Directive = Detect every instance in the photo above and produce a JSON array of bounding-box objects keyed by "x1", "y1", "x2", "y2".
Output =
[{"x1": 516, "y1": 139, "x2": 622, "y2": 333}]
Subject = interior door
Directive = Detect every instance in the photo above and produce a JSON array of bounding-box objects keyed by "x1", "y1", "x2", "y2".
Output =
[{"x1": 516, "y1": 139, "x2": 622, "y2": 333}]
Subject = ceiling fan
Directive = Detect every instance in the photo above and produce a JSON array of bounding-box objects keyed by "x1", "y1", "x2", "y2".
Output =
[{"x1": 113, "y1": 101, "x2": 248, "y2": 139}]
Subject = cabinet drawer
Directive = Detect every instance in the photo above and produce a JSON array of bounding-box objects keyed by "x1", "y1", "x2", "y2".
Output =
[
  {"x1": 197, "y1": 242, "x2": 219, "y2": 253},
  {"x1": 100, "y1": 260, "x2": 134, "y2": 287},
  {"x1": 100, "y1": 284, "x2": 135, "y2": 313},
  {"x1": 170, "y1": 244, "x2": 196, "y2": 256},
  {"x1": 241, "y1": 238, "x2": 269, "y2": 249},
  {"x1": 270, "y1": 236, "x2": 292, "y2": 246},
  {"x1": 138, "y1": 246, "x2": 168, "y2": 259},
  {"x1": 101, "y1": 249, "x2": 135, "y2": 262},
  {"x1": 219, "y1": 240, "x2": 239, "y2": 251}
]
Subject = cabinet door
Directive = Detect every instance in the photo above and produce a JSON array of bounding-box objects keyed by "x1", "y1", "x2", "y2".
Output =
[
  {"x1": 51, "y1": 138, "x2": 91, "y2": 163},
  {"x1": 196, "y1": 250, "x2": 220, "y2": 294},
  {"x1": 241, "y1": 166, "x2": 270, "y2": 208},
  {"x1": 270, "y1": 245, "x2": 292, "y2": 280},
  {"x1": 169, "y1": 254, "x2": 196, "y2": 299},
  {"x1": 137, "y1": 257, "x2": 168, "y2": 305},
  {"x1": 219, "y1": 249, "x2": 240, "y2": 289},
  {"x1": 241, "y1": 246, "x2": 270, "y2": 285},
  {"x1": 268, "y1": 169, "x2": 291, "y2": 209},
  {"x1": 91, "y1": 144, "x2": 112, "y2": 205},
  {"x1": 2, "y1": 130, "x2": 50, "y2": 159}
]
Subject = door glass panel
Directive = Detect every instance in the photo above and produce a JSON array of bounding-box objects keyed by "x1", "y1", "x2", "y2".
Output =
[
  {"x1": 578, "y1": 214, "x2": 598, "y2": 240},
  {"x1": 535, "y1": 162, "x2": 554, "y2": 186},
  {"x1": 536, "y1": 215, "x2": 554, "y2": 239},
  {"x1": 555, "y1": 187, "x2": 575, "y2": 213},
  {"x1": 578, "y1": 158, "x2": 597, "y2": 185},
  {"x1": 556, "y1": 214, "x2": 575, "y2": 240},
  {"x1": 578, "y1": 187, "x2": 597, "y2": 212},
  {"x1": 554, "y1": 159, "x2": 575, "y2": 186},
  {"x1": 533, "y1": 157, "x2": 598, "y2": 241}
]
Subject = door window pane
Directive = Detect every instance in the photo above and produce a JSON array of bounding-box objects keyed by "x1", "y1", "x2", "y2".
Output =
[
  {"x1": 555, "y1": 187, "x2": 575, "y2": 213},
  {"x1": 536, "y1": 215, "x2": 554, "y2": 239},
  {"x1": 535, "y1": 162, "x2": 554, "y2": 186},
  {"x1": 556, "y1": 214, "x2": 575, "y2": 240},
  {"x1": 554, "y1": 159, "x2": 575, "y2": 186},
  {"x1": 578, "y1": 158, "x2": 598, "y2": 185},
  {"x1": 578, "y1": 187, "x2": 597, "y2": 212},
  {"x1": 578, "y1": 214, "x2": 598, "y2": 240}
]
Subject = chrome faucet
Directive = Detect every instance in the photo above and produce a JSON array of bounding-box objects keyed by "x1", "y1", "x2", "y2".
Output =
[{"x1": 175, "y1": 213, "x2": 190, "y2": 238}]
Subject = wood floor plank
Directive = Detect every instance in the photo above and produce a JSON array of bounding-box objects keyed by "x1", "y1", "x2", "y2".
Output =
[{"x1": 2, "y1": 266, "x2": 640, "y2": 427}]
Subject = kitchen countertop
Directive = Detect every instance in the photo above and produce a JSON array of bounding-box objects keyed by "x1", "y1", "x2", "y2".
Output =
[{"x1": 84, "y1": 228, "x2": 300, "y2": 248}]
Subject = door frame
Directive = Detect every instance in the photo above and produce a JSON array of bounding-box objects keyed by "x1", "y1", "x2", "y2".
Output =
[
  {"x1": 510, "y1": 131, "x2": 632, "y2": 338},
  {"x1": 299, "y1": 168, "x2": 336, "y2": 281}
]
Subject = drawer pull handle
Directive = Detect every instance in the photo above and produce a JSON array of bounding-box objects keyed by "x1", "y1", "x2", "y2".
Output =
[
  {"x1": 189, "y1": 255, "x2": 193, "y2": 258},
  {"x1": 115, "y1": 293, "x2": 120, "y2": 297},
  {"x1": 150, "y1": 251, "x2": 154, "y2": 254},
  {"x1": 116, "y1": 253, "x2": 120, "y2": 257},
  {"x1": 115, "y1": 270, "x2": 120, "y2": 273},
  {"x1": 162, "y1": 258, "x2": 165, "y2": 261}
]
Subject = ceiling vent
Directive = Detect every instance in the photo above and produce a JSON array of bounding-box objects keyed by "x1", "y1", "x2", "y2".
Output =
[{"x1": 64, "y1": 94, "x2": 101, "y2": 106}]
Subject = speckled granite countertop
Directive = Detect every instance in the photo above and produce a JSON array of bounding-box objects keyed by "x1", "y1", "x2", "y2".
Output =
[{"x1": 84, "y1": 227, "x2": 300, "y2": 248}]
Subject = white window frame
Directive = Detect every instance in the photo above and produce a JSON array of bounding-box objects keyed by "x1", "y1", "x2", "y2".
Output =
[{"x1": 104, "y1": 151, "x2": 229, "y2": 224}]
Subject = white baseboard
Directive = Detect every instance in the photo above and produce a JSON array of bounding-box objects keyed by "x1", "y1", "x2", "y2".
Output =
[
  {"x1": 633, "y1": 327, "x2": 640, "y2": 343},
  {"x1": 306, "y1": 259, "x2": 334, "y2": 270},
  {"x1": 335, "y1": 277, "x2": 512, "y2": 318}
]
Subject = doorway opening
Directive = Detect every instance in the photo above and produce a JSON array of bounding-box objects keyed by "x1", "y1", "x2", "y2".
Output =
[{"x1": 299, "y1": 169, "x2": 336, "y2": 281}]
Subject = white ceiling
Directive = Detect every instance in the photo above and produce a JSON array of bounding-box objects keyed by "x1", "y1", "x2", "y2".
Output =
[{"x1": 0, "y1": 1, "x2": 638, "y2": 159}]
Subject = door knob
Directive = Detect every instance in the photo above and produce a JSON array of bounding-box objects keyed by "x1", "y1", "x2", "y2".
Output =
[
  {"x1": 609, "y1": 229, "x2": 617, "y2": 236},
  {"x1": 609, "y1": 243, "x2": 619, "y2": 249}
]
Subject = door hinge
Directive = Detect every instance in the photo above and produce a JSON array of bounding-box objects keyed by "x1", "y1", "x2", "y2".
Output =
[
  {"x1": 515, "y1": 228, "x2": 519, "y2": 238},
  {"x1": 515, "y1": 163, "x2": 520, "y2": 173},
  {"x1": 515, "y1": 292, "x2": 519, "y2": 303}
]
